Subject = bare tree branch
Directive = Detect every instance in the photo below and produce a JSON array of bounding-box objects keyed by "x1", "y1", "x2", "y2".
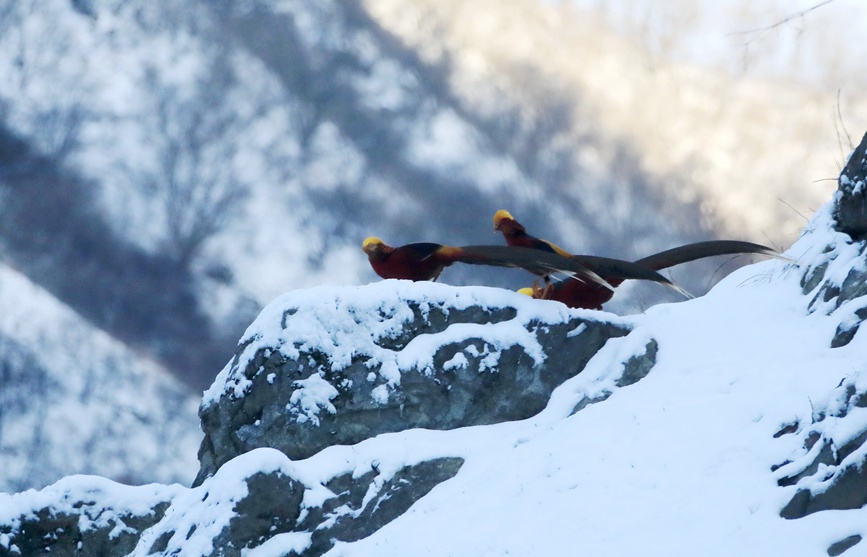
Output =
[
  {"x1": 834, "y1": 89, "x2": 854, "y2": 169},
  {"x1": 730, "y1": 0, "x2": 836, "y2": 37},
  {"x1": 143, "y1": 52, "x2": 251, "y2": 268}
]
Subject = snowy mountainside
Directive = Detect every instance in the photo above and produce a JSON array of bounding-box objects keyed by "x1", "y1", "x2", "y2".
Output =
[
  {"x1": 2, "y1": 185, "x2": 867, "y2": 555},
  {"x1": 0, "y1": 261, "x2": 200, "y2": 493}
]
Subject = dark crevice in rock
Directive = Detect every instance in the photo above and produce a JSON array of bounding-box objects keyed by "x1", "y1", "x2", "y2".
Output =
[
  {"x1": 776, "y1": 440, "x2": 836, "y2": 487},
  {"x1": 773, "y1": 422, "x2": 799, "y2": 438},
  {"x1": 802, "y1": 261, "x2": 830, "y2": 295}
]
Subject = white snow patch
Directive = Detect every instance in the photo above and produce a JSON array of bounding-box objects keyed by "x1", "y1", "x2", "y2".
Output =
[{"x1": 288, "y1": 374, "x2": 340, "y2": 425}]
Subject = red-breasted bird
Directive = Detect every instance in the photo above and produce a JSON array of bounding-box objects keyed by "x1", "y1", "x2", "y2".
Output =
[
  {"x1": 362, "y1": 237, "x2": 690, "y2": 299},
  {"x1": 362, "y1": 237, "x2": 462, "y2": 281},
  {"x1": 493, "y1": 209, "x2": 695, "y2": 299}
]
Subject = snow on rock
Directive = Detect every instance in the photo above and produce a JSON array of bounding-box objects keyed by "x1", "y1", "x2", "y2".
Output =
[
  {"x1": 0, "y1": 475, "x2": 183, "y2": 557},
  {"x1": 0, "y1": 445, "x2": 463, "y2": 557},
  {"x1": 195, "y1": 280, "x2": 635, "y2": 484}
]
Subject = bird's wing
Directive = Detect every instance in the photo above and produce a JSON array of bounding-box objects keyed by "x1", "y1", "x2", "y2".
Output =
[
  {"x1": 402, "y1": 242, "x2": 450, "y2": 261},
  {"x1": 635, "y1": 240, "x2": 790, "y2": 271}
]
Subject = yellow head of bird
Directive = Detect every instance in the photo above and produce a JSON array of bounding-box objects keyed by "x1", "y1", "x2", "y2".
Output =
[
  {"x1": 517, "y1": 287, "x2": 535, "y2": 297},
  {"x1": 361, "y1": 236, "x2": 385, "y2": 256},
  {"x1": 493, "y1": 209, "x2": 514, "y2": 231}
]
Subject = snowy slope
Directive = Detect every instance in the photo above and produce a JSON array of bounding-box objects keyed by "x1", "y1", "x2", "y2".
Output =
[
  {"x1": 249, "y1": 203, "x2": 863, "y2": 556},
  {"x1": 2, "y1": 196, "x2": 865, "y2": 555},
  {"x1": 0, "y1": 261, "x2": 201, "y2": 493}
]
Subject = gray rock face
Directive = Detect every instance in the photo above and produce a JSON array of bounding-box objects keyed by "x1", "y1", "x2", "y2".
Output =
[
  {"x1": 5, "y1": 504, "x2": 167, "y2": 557},
  {"x1": 303, "y1": 457, "x2": 465, "y2": 556},
  {"x1": 834, "y1": 130, "x2": 867, "y2": 239},
  {"x1": 827, "y1": 534, "x2": 863, "y2": 556},
  {"x1": 195, "y1": 285, "x2": 631, "y2": 485}
]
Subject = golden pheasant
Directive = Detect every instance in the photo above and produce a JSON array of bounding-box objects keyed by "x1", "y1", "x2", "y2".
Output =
[{"x1": 493, "y1": 209, "x2": 571, "y2": 257}]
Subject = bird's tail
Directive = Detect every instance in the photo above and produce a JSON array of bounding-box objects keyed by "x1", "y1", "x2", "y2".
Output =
[{"x1": 635, "y1": 240, "x2": 792, "y2": 271}]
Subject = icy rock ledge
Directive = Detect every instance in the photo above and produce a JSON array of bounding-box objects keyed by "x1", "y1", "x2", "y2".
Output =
[{"x1": 194, "y1": 281, "x2": 634, "y2": 484}]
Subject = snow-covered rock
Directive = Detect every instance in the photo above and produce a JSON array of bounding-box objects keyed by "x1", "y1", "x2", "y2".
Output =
[{"x1": 194, "y1": 281, "x2": 637, "y2": 485}]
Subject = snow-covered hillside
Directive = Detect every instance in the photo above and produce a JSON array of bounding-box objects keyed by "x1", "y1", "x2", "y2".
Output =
[
  {"x1": 0, "y1": 261, "x2": 200, "y2": 493},
  {"x1": 2, "y1": 181, "x2": 866, "y2": 554}
]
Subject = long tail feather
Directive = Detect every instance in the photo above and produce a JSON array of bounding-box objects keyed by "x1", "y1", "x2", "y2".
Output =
[{"x1": 635, "y1": 240, "x2": 790, "y2": 271}]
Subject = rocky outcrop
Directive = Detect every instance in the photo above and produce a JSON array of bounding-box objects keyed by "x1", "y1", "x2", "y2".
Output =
[
  {"x1": 0, "y1": 477, "x2": 182, "y2": 557},
  {"x1": 770, "y1": 130, "x2": 867, "y2": 557},
  {"x1": 775, "y1": 374, "x2": 867, "y2": 520},
  {"x1": 194, "y1": 283, "x2": 632, "y2": 485}
]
